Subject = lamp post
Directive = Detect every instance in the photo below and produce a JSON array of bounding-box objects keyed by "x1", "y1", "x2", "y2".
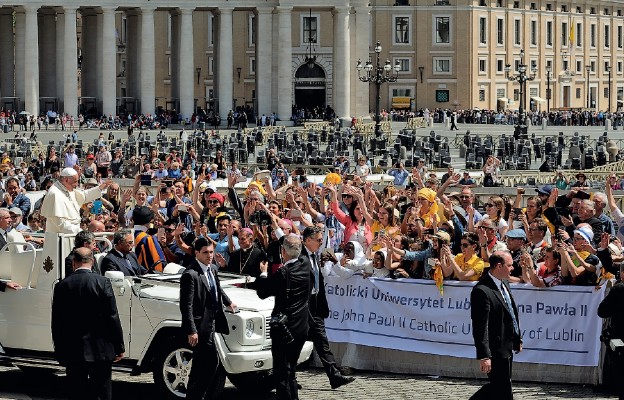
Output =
[
  {"x1": 356, "y1": 41, "x2": 401, "y2": 140},
  {"x1": 606, "y1": 64, "x2": 612, "y2": 113},
  {"x1": 505, "y1": 49, "x2": 536, "y2": 138},
  {"x1": 585, "y1": 65, "x2": 592, "y2": 109},
  {"x1": 545, "y1": 65, "x2": 552, "y2": 114}
]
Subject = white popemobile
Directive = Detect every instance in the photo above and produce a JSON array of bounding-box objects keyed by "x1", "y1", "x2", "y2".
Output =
[{"x1": 0, "y1": 231, "x2": 312, "y2": 399}]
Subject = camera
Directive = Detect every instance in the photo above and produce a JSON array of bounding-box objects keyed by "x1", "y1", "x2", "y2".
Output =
[
  {"x1": 269, "y1": 313, "x2": 294, "y2": 344},
  {"x1": 248, "y1": 210, "x2": 272, "y2": 226},
  {"x1": 601, "y1": 330, "x2": 624, "y2": 355}
]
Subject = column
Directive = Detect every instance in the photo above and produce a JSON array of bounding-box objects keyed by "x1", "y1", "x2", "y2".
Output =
[
  {"x1": 23, "y1": 5, "x2": 40, "y2": 115},
  {"x1": 55, "y1": 11, "x2": 65, "y2": 107},
  {"x1": 0, "y1": 9, "x2": 15, "y2": 99},
  {"x1": 14, "y1": 11, "x2": 25, "y2": 109},
  {"x1": 218, "y1": 8, "x2": 233, "y2": 121},
  {"x1": 333, "y1": 7, "x2": 351, "y2": 120},
  {"x1": 178, "y1": 8, "x2": 195, "y2": 119},
  {"x1": 126, "y1": 12, "x2": 140, "y2": 99},
  {"x1": 276, "y1": 6, "x2": 292, "y2": 123},
  {"x1": 81, "y1": 13, "x2": 98, "y2": 99},
  {"x1": 140, "y1": 6, "x2": 156, "y2": 115},
  {"x1": 256, "y1": 8, "x2": 273, "y2": 117},
  {"x1": 54, "y1": 12, "x2": 65, "y2": 108},
  {"x1": 96, "y1": 11, "x2": 103, "y2": 102},
  {"x1": 354, "y1": 7, "x2": 370, "y2": 119},
  {"x1": 64, "y1": 7, "x2": 78, "y2": 117},
  {"x1": 39, "y1": 11, "x2": 57, "y2": 99},
  {"x1": 101, "y1": 7, "x2": 116, "y2": 116}
]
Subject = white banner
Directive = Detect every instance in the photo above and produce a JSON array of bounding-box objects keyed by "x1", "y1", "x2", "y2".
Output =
[{"x1": 324, "y1": 277, "x2": 606, "y2": 367}]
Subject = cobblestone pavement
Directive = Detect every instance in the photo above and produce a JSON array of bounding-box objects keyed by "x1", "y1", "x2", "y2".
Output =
[{"x1": 0, "y1": 365, "x2": 617, "y2": 400}]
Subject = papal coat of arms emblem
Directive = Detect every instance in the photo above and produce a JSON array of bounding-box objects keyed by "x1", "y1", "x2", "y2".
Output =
[{"x1": 43, "y1": 256, "x2": 54, "y2": 273}]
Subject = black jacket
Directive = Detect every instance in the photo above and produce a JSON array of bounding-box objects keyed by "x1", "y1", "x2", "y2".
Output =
[
  {"x1": 598, "y1": 282, "x2": 624, "y2": 340},
  {"x1": 256, "y1": 258, "x2": 311, "y2": 338},
  {"x1": 100, "y1": 250, "x2": 146, "y2": 276},
  {"x1": 300, "y1": 248, "x2": 329, "y2": 319},
  {"x1": 51, "y1": 269, "x2": 125, "y2": 365},
  {"x1": 226, "y1": 246, "x2": 267, "y2": 278},
  {"x1": 471, "y1": 273, "x2": 522, "y2": 360},
  {"x1": 180, "y1": 261, "x2": 231, "y2": 337}
]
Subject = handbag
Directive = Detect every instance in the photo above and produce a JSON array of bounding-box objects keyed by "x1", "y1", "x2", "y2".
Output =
[{"x1": 269, "y1": 267, "x2": 294, "y2": 344}]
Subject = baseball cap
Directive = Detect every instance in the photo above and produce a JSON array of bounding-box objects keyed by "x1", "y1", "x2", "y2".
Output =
[
  {"x1": 506, "y1": 229, "x2": 527, "y2": 240},
  {"x1": 536, "y1": 185, "x2": 553, "y2": 196},
  {"x1": 432, "y1": 231, "x2": 451, "y2": 244}
]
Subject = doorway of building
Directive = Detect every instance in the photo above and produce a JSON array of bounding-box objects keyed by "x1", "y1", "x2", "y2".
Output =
[
  {"x1": 294, "y1": 63, "x2": 326, "y2": 116},
  {"x1": 562, "y1": 86, "x2": 570, "y2": 108}
]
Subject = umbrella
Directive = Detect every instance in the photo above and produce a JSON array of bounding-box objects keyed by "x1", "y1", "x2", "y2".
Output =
[{"x1": 18, "y1": 111, "x2": 30, "y2": 115}]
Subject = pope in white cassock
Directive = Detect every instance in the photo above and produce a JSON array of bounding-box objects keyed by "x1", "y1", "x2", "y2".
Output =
[{"x1": 40, "y1": 167, "x2": 112, "y2": 234}]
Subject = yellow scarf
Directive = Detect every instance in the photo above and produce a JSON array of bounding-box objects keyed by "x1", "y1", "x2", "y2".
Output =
[
  {"x1": 572, "y1": 250, "x2": 590, "y2": 267},
  {"x1": 433, "y1": 265, "x2": 444, "y2": 296},
  {"x1": 418, "y1": 188, "x2": 439, "y2": 228}
]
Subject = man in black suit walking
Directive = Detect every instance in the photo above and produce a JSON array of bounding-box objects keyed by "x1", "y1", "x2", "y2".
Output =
[
  {"x1": 51, "y1": 247, "x2": 125, "y2": 400},
  {"x1": 180, "y1": 238, "x2": 236, "y2": 400},
  {"x1": 256, "y1": 234, "x2": 311, "y2": 399},
  {"x1": 100, "y1": 229, "x2": 146, "y2": 276},
  {"x1": 597, "y1": 264, "x2": 624, "y2": 397},
  {"x1": 470, "y1": 251, "x2": 522, "y2": 400},
  {"x1": 300, "y1": 226, "x2": 354, "y2": 389}
]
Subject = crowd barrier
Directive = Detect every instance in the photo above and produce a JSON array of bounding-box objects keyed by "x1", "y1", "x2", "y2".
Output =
[{"x1": 315, "y1": 275, "x2": 610, "y2": 385}]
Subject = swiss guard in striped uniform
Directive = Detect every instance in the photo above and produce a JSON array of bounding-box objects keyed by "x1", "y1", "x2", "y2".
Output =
[{"x1": 132, "y1": 206, "x2": 167, "y2": 273}]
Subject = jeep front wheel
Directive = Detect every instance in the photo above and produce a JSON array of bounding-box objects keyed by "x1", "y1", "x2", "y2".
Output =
[{"x1": 152, "y1": 342, "x2": 225, "y2": 399}]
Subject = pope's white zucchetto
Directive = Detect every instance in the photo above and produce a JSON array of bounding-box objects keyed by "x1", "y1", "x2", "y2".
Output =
[{"x1": 60, "y1": 167, "x2": 78, "y2": 177}]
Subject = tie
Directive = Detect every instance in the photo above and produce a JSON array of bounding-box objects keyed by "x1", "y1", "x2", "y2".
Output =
[
  {"x1": 207, "y1": 268, "x2": 219, "y2": 306},
  {"x1": 123, "y1": 256, "x2": 136, "y2": 276},
  {"x1": 311, "y1": 252, "x2": 319, "y2": 294},
  {"x1": 500, "y1": 282, "x2": 520, "y2": 336}
]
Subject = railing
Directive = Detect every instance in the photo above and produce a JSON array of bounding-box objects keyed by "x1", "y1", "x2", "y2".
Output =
[{"x1": 0, "y1": 241, "x2": 39, "y2": 289}]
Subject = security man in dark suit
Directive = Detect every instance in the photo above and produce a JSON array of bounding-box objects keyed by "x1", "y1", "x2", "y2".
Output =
[
  {"x1": 470, "y1": 251, "x2": 522, "y2": 400},
  {"x1": 597, "y1": 264, "x2": 624, "y2": 397},
  {"x1": 300, "y1": 226, "x2": 354, "y2": 389},
  {"x1": 65, "y1": 231, "x2": 100, "y2": 277},
  {"x1": 100, "y1": 229, "x2": 147, "y2": 276},
  {"x1": 180, "y1": 237, "x2": 237, "y2": 400},
  {"x1": 51, "y1": 247, "x2": 125, "y2": 400},
  {"x1": 256, "y1": 234, "x2": 311, "y2": 399}
]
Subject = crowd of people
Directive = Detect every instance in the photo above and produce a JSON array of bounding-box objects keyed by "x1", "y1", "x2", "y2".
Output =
[
  {"x1": 0, "y1": 126, "x2": 621, "y2": 399},
  {"x1": 3, "y1": 138, "x2": 620, "y2": 293}
]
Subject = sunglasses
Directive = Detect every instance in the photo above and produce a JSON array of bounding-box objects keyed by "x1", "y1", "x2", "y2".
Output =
[
  {"x1": 460, "y1": 195, "x2": 471, "y2": 199},
  {"x1": 165, "y1": 228, "x2": 175, "y2": 233},
  {"x1": 342, "y1": 194, "x2": 352, "y2": 198},
  {"x1": 208, "y1": 200, "x2": 220, "y2": 205},
  {"x1": 484, "y1": 203, "x2": 494, "y2": 208}
]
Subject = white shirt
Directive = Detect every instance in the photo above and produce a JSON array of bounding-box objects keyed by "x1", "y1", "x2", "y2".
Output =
[{"x1": 489, "y1": 271, "x2": 512, "y2": 307}]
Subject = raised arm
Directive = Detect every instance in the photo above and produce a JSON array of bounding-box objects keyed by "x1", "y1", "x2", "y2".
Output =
[
  {"x1": 346, "y1": 185, "x2": 373, "y2": 226},
  {"x1": 192, "y1": 173, "x2": 206, "y2": 214}
]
